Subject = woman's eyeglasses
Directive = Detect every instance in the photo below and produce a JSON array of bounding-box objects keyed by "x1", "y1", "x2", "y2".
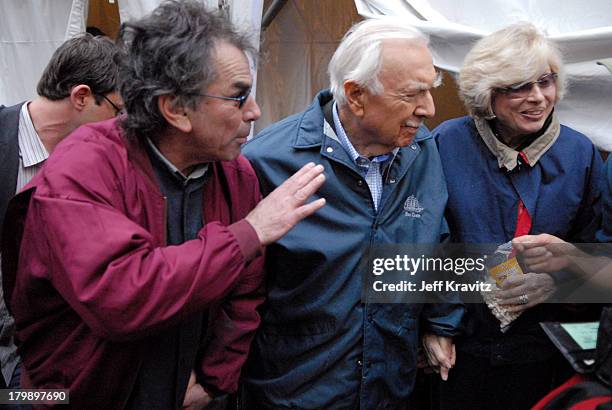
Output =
[{"x1": 496, "y1": 72, "x2": 558, "y2": 98}]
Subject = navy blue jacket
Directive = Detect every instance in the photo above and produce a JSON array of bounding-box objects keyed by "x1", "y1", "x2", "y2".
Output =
[
  {"x1": 434, "y1": 116, "x2": 602, "y2": 363},
  {"x1": 241, "y1": 91, "x2": 463, "y2": 409},
  {"x1": 597, "y1": 158, "x2": 612, "y2": 243}
]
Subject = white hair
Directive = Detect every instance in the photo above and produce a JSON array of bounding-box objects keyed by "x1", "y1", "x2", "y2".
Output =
[
  {"x1": 328, "y1": 17, "x2": 429, "y2": 106},
  {"x1": 459, "y1": 22, "x2": 567, "y2": 118}
]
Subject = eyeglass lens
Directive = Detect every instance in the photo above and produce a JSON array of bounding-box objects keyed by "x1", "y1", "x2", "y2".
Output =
[{"x1": 503, "y1": 73, "x2": 557, "y2": 97}]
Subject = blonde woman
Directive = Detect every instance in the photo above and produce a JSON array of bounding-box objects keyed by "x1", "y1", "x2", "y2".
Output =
[{"x1": 433, "y1": 22, "x2": 603, "y2": 409}]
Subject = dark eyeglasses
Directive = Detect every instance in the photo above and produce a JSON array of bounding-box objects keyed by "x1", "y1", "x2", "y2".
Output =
[
  {"x1": 194, "y1": 88, "x2": 251, "y2": 109},
  {"x1": 496, "y1": 72, "x2": 558, "y2": 98},
  {"x1": 97, "y1": 94, "x2": 124, "y2": 116}
]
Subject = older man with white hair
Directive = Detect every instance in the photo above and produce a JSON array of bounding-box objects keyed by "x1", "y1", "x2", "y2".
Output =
[{"x1": 241, "y1": 17, "x2": 464, "y2": 409}]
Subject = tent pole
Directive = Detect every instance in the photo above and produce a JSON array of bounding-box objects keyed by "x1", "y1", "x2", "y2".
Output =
[{"x1": 261, "y1": 0, "x2": 288, "y2": 30}]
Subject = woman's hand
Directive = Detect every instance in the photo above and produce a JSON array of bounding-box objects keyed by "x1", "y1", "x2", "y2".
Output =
[
  {"x1": 496, "y1": 272, "x2": 556, "y2": 312},
  {"x1": 512, "y1": 234, "x2": 575, "y2": 272}
]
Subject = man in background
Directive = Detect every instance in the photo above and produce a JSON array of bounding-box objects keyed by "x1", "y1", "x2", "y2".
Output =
[{"x1": 0, "y1": 32, "x2": 123, "y2": 392}]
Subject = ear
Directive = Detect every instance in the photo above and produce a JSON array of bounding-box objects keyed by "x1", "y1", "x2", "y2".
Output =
[
  {"x1": 158, "y1": 95, "x2": 192, "y2": 133},
  {"x1": 343, "y1": 80, "x2": 366, "y2": 117},
  {"x1": 69, "y1": 85, "x2": 93, "y2": 112},
  {"x1": 486, "y1": 94, "x2": 498, "y2": 120}
]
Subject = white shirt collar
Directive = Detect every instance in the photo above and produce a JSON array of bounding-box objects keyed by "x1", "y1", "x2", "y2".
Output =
[{"x1": 18, "y1": 101, "x2": 48, "y2": 168}]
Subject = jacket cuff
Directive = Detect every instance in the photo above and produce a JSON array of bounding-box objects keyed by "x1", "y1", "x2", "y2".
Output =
[
  {"x1": 549, "y1": 270, "x2": 586, "y2": 301},
  {"x1": 421, "y1": 304, "x2": 465, "y2": 337},
  {"x1": 228, "y1": 219, "x2": 262, "y2": 263}
]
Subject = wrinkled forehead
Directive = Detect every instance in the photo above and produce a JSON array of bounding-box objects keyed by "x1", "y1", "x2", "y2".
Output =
[
  {"x1": 380, "y1": 37, "x2": 431, "y2": 60},
  {"x1": 379, "y1": 40, "x2": 436, "y2": 88},
  {"x1": 209, "y1": 41, "x2": 253, "y2": 87}
]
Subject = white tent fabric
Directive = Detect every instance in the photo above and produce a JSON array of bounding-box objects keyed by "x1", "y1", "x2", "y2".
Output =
[
  {"x1": 65, "y1": 0, "x2": 89, "y2": 39},
  {"x1": 117, "y1": 0, "x2": 236, "y2": 20},
  {"x1": 117, "y1": 0, "x2": 161, "y2": 21},
  {"x1": 118, "y1": 0, "x2": 262, "y2": 26},
  {"x1": 0, "y1": 0, "x2": 87, "y2": 105},
  {"x1": 1, "y1": 0, "x2": 262, "y2": 110},
  {"x1": 355, "y1": 0, "x2": 612, "y2": 150}
]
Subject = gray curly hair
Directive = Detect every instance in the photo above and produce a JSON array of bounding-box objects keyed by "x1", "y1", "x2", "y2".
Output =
[{"x1": 118, "y1": 0, "x2": 254, "y2": 141}]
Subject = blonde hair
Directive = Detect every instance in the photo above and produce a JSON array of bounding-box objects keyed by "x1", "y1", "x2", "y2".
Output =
[{"x1": 458, "y1": 22, "x2": 566, "y2": 118}]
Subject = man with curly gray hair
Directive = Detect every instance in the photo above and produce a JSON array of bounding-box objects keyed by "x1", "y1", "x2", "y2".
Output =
[{"x1": 1, "y1": 1, "x2": 325, "y2": 408}]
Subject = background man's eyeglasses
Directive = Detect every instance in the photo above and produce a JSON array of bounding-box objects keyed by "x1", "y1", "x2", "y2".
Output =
[
  {"x1": 496, "y1": 72, "x2": 558, "y2": 98},
  {"x1": 97, "y1": 94, "x2": 124, "y2": 116}
]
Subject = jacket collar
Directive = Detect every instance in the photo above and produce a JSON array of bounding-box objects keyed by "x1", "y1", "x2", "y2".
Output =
[
  {"x1": 290, "y1": 90, "x2": 430, "y2": 188},
  {"x1": 292, "y1": 89, "x2": 432, "y2": 150},
  {"x1": 0, "y1": 102, "x2": 25, "y2": 244},
  {"x1": 124, "y1": 125, "x2": 227, "y2": 204},
  {"x1": 474, "y1": 112, "x2": 560, "y2": 170},
  {"x1": 0, "y1": 103, "x2": 24, "y2": 170},
  {"x1": 126, "y1": 132, "x2": 163, "y2": 194}
]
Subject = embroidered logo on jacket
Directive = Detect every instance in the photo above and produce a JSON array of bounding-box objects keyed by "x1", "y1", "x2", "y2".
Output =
[{"x1": 403, "y1": 195, "x2": 424, "y2": 218}]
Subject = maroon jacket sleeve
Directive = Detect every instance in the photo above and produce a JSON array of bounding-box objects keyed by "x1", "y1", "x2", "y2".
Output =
[
  {"x1": 198, "y1": 159, "x2": 266, "y2": 394},
  {"x1": 199, "y1": 247, "x2": 265, "y2": 394},
  {"x1": 25, "y1": 192, "x2": 257, "y2": 342},
  {"x1": 16, "y1": 133, "x2": 263, "y2": 342}
]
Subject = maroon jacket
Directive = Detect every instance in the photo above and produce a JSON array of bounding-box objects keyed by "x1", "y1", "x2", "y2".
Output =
[{"x1": 1, "y1": 119, "x2": 265, "y2": 408}]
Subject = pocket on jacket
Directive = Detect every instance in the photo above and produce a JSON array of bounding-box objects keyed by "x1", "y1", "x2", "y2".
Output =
[
  {"x1": 372, "y1": 307, "x2": 419, "y2": 363},
  {"x1": 250, "y1": 318, "x2": 336, "y2": 379}
]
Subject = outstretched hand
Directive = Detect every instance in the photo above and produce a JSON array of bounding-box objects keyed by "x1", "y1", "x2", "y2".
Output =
[{"x1": 246, "y1": 162, "x2": 326, "y2": 246}]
